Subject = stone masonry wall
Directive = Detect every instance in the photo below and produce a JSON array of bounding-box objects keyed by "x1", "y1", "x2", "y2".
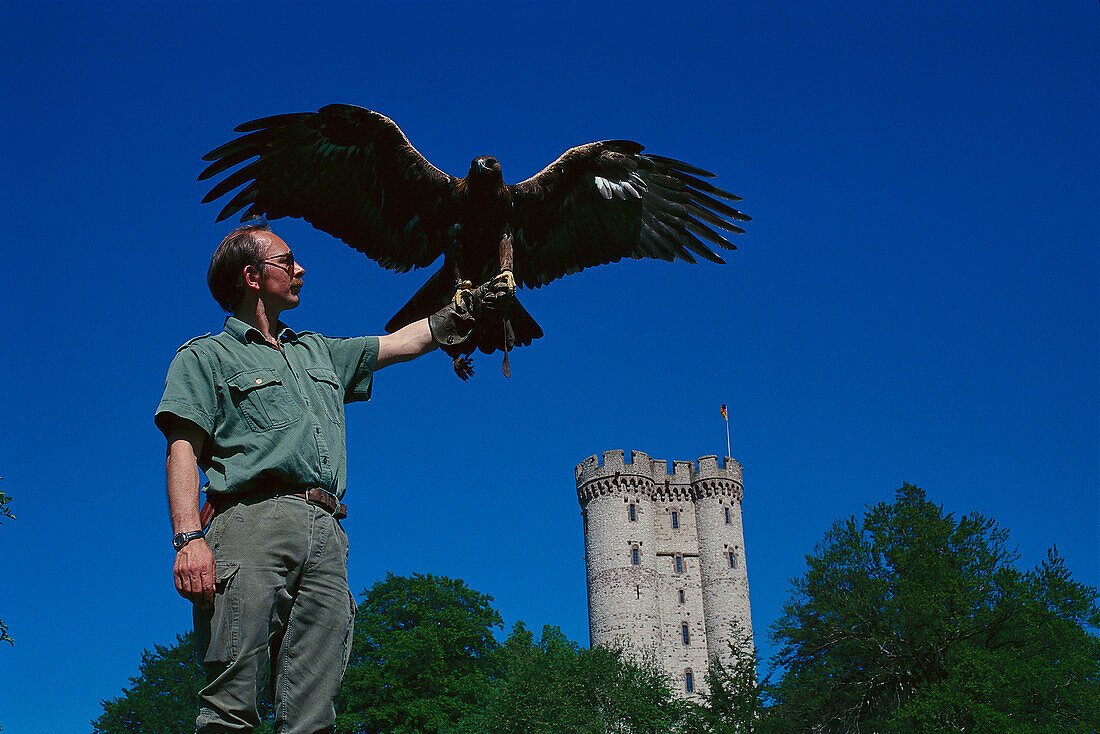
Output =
[{"x1": 577, "y1": 450, "x2": 752, "y2": 699}]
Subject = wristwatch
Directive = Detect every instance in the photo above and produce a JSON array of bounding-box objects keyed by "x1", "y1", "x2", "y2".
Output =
[{"x1": 172, "y1": 529, "x2": 205, "y2": 551}]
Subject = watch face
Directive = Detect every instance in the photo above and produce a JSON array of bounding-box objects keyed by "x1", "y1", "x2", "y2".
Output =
[{"x1": 173, "y1": 531, "x2": 202, "y2": 550}]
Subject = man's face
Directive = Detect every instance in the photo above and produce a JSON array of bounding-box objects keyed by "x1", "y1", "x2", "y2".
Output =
[{"x1": 255, "y1": 232, "x2": 305, "y2": 311}]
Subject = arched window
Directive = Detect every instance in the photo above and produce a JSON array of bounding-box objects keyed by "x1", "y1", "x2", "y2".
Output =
[
  {"x1": 729, "y1": 549, "x2": 737, "y2": 569},
  {"x1": 629, "y1": 503, "x2": 637, "y2": 522},
  {"x1": 631, "y1": 546, "x2": 640, "y2": 566},
  {"x1": 685, "y1": 668, "x2": 694, "y2": 693},
  {"x1": 681, "y1": 622, "x2": 690, "y2": 645},
  {"x1": 678, "y1": 589, "x2": 685, "y2": 604},
  {"x1": 671, "y1": 510, "x2": 679, "y2": 529},
  {"x1": 725, "y1": 506, "x2": 731, "y2": 524},
  {"x1": 674, "y1": 555, "x2": 683, "y2": 574}
]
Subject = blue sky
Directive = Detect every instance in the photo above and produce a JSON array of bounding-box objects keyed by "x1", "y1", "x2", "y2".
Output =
[{"x1": 1, "y1": 2, "x2": 1097, "y2": 731}]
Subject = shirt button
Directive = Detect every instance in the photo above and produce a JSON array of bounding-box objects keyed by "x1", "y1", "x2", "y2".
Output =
[{"x1": 255, "y1": 378, "x2": 263, "y2": 385}]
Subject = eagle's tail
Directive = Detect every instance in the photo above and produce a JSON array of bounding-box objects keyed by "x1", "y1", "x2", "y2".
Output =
[
  {"x1": 476, "y1": 298, "x2": 543, "y2": 354},
  {"x1": 385, "y1": 266, "x2": 453, "y2": 333}
]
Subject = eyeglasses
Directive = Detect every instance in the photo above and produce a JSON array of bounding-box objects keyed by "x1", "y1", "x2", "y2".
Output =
[{"x1": 260, "y1": 251, "x2": 295, "y2": 274}]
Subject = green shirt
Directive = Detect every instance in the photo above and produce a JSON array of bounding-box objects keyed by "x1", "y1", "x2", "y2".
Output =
[{"x1": 155, "y1": 317, "x2": 378, "y2": 500}]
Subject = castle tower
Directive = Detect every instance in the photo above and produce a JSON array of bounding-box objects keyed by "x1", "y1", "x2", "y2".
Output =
[
  {"x1": 693, "y1": 455, "x2": 753, "y2": 667},
  {"x1": 577, "y1": 450, "x2": 662, "y2": 657},
  {"x1": 577, "y1": 450, "x2": 752, "y2": 698}
]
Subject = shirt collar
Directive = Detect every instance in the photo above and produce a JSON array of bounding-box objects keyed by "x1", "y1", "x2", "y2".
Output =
[{"x1": 224, "y1": 316, "x2": 298, "y2": 345}]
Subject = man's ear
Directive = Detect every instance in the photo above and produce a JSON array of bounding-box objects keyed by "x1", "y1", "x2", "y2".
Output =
[{"x1": 242, "y1": 264, "x2": 263, "y2": 291}]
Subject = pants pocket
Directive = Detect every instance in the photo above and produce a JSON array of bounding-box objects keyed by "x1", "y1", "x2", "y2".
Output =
[
  {"x1": 341, "y1": 590, "x2": 358, "y2": 672},
  {"x1": 195, "y1": 560, "x2": 242, "y2": 665}
]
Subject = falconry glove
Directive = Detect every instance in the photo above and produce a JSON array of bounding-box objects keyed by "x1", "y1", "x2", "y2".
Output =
[{"x1": 428, "y1": 273, "x2": 515, "y2": 347}]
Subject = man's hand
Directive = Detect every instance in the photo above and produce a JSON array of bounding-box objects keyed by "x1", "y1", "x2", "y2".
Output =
[
  {"x1": 479, "y1": 271, "x2": 516, "y2": 318},
  {"x1": 174, "y1": 536, "x2": 215, "y2": 607},
  {"x1": 429, "y1": 273, "x2": 517, "y2": 347}
]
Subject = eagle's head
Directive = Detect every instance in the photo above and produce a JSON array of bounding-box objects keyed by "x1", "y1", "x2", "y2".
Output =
[{"x1": 468, "y1": 156, "x2": 503, "y2": 186}]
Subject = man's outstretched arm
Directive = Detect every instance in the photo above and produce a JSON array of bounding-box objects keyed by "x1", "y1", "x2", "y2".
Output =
[
  {"x1": 376, "y1": 318, "x2": 435, "y2": 370},
  {"x1": 165, "y1": 418, "x2": 214, "y2": 607}
]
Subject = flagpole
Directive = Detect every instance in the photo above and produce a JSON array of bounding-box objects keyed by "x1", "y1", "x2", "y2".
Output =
[
  {"x1": 725, "y1": 416, "x2": 731, "y2": 458},
  {"x1": 720, "y1": 404, "x2": 731, "y2": 458}
]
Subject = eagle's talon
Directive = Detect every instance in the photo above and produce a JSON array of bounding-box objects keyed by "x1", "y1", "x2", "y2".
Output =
[
  {"x1": 497, "y1": 269, "x2": 516, "y2": 295},
  {"x1": 453, "y1": 355, "x2": 474, "y2": 381},
  {"x1": 452, "y1": 281, "x2": 473, "y2": 307}
]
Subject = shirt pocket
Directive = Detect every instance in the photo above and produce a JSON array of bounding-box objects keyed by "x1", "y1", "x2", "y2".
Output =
[
  {"x1": 306, "y1": 366, "x2": 344, "y2": 425},
  {"x1": 226, "y1": 368, "x2": 302, "y2": 431}
]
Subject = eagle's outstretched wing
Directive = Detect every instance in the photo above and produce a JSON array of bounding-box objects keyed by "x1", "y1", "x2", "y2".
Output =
[
  {"x1": 199, "y1": 104, "x2": 455, "y2": 273},
  {"x1": 509, "y1": 141, "x2": 749, "y2": 288}
]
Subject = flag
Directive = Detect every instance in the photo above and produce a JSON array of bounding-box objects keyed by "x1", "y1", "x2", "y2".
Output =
[{"x1": 720, "y1": 404, "x2": 728, "y2": 420}]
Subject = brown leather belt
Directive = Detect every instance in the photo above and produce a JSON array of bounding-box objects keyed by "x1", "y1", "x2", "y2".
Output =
[
  {"x1": 200, "y1": 484, "x2": 347, "y2": 528},
  {"x1": 291, "y1": 487, "x2": 348, "y2": 519}
]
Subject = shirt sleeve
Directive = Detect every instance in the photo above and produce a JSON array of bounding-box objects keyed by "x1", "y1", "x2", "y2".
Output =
[
  {"x1": 322, "y1": 335, "x2": 379, "y2": 403},
  {"x1": 154, "y1": 345, "x2": 219, "y2": 438}
]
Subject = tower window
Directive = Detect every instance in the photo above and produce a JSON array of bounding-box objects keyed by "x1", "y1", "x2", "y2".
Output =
[
  {"x1": 678, "y1": 589, "x2": 685, "y2": 604},
  {"x1": 675, "y1": 555, "x2": 683, "y2": 574},
  {"x1": 682, "y1": 622, "x2": 690, "y2": 645},
  {"x1": 671, "y1": 510, "x2": 679, "y2": 529},
  {"x1": 729, "y1": 550, "x2": 737, "y2": 569},
  {"x1": 685, "y1": 669, "x2": 694, "y2": 693},
  {"x1": 725, "y1": 506, "x2": 731, "y2": 524},
  {"x1": 629, "y1": 503, "x2": 637, "y2": 522},
  {"x1": 632, "y1": 547, "x2": 640, "y2": 566}
]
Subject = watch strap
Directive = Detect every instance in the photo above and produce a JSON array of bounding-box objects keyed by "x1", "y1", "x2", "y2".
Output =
[{"x1": 173, "y1": 529, "x2": 206, "y2": 551}]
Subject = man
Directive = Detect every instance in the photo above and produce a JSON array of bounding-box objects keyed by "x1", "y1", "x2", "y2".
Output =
[{"x1": 155, "y1": 220, "x2": 509, "y2": 733}]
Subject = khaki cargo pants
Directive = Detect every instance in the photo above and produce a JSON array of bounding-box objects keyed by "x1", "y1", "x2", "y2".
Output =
[{"x1": 194, "y1": 493, "x2": 356, "y2": 733}]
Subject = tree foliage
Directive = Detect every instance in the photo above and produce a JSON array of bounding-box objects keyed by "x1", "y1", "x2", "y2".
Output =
[
  {"x1": 91, "y1": 633, "x2": 274, "y2": 734},
  {"x1": 0, "y1": 487, "x2": 12, "y2": 646},
  {"x1": 683, "y1": 622, "x2": 768, "y2": 734},
  {"x1": 337, "y1": 573, "x2": 503, "y2": 734},
  {"x1": 456, "y1": 622, "x2": 688, "y2": 734},
  {"x1": 768, "y1": 483, "x2": 1100, "y2": 734},
  {"x1": 92, "y1": 633, "x2": 205, "y2": 734}
]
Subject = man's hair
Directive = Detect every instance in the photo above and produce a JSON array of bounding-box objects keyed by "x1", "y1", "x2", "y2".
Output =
[{"x1": 207, "y1": 219, "x2": 273, "y2": 312}]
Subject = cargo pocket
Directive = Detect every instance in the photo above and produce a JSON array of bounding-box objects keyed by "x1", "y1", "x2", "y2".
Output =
[
  {"x1": 227, "y1": 368, "x2": 302, "y2": 431},
  {"x1": 340, "y1": 590, "x2": 358, "y2": 673},
  {"x1": 195, "y1": 561, "x2": 242, "y2": 666}
]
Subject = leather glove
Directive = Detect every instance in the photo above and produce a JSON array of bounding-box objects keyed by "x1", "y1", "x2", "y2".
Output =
[{"x1": 429, "y1": 273, "x2": 515, "y2": 347}]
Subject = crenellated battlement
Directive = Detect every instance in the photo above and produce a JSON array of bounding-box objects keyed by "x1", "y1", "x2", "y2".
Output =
[
  {"x1": 576, "y1": 450, "x2": 743, "y2": 506},
  {"x1": 695, "y1": 455, "x2": 744, "y2": 483},
  {"x1": 576, "y1": 449, "x2": 653, "y2": 483}
]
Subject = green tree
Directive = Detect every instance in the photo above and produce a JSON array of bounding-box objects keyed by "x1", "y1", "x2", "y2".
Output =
[
  {"x1": 92, "y1": 633, "x2": 205, "y2": 734},
  {"x1": 768, "y1": 483, "x2": 1100, "y2": 734},
  {"x1": 337, "y1": 573, "x2": 503, "y2": 734},
  {"x1": 92, "y1": 633, "x2": 274, "y2": 734},
  {"x1": 0, "y1": 487, "x2": 13, "y2": 646},
  {"x1": 684, "y1": 622, "x2": 768, "y2": 734},
  {"x1": 456, "y1": 623, "x2": 688, "y2": 734}
]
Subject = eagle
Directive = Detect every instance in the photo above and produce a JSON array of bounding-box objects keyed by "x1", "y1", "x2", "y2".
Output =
[{"x1": 199, "y1": 104, "x2": 749, "y2": 378}]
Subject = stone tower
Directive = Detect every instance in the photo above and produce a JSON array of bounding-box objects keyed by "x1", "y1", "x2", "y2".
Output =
[{"x1": 576, "y1": 449, "x2": 752, "y2": 698}]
